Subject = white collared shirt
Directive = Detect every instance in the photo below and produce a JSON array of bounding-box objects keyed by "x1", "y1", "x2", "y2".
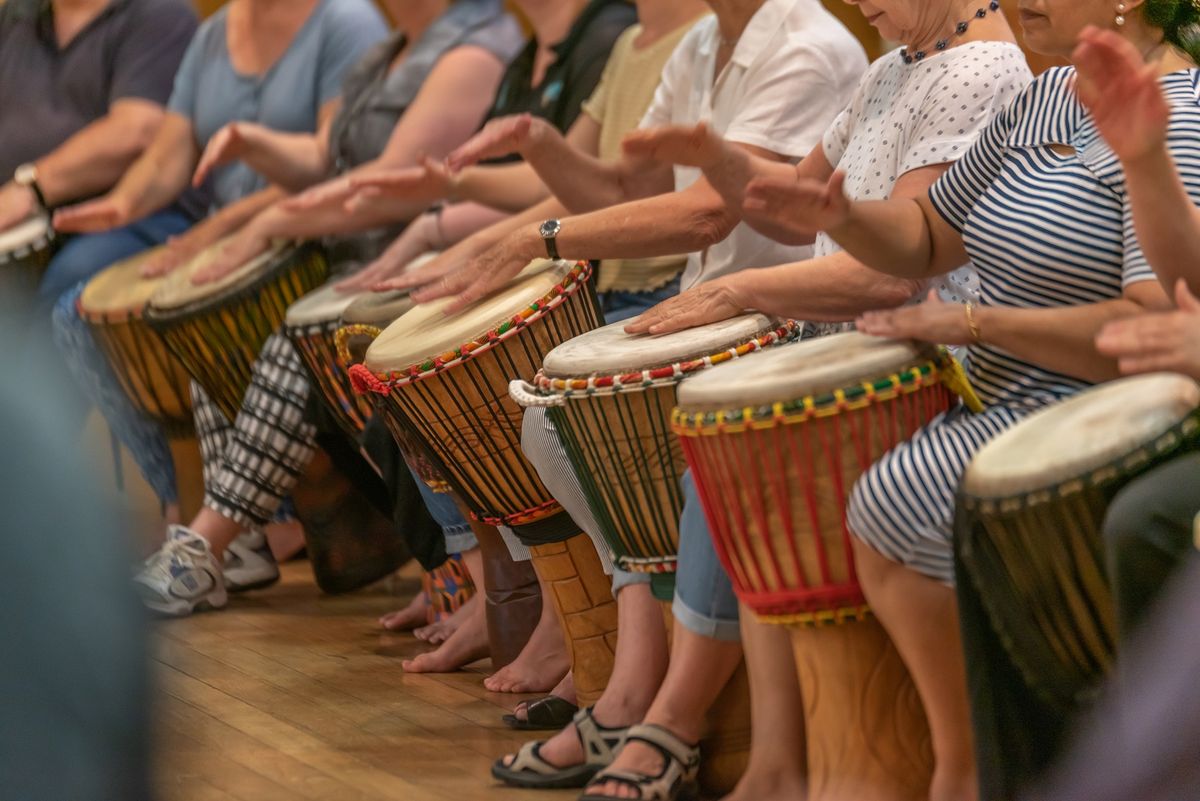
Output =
[{"x1": 640, "y1": 0, "x2": 867, "y2": 289}]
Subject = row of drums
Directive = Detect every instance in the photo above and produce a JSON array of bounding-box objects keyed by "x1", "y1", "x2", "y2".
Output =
[{"x1": 32, "y1": 225, "x2": 1200, "y2": 796}]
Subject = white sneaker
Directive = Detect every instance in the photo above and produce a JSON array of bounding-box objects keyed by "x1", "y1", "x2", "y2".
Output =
[
  {"x1": 222, "y1": 530, "x2": 280, "y2": 592},
  {"x1": 135, "y1": 525, "x2": 227, "y2": 617}
]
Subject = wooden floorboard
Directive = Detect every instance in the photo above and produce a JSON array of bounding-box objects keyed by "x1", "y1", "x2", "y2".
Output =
[{"x1": 153, "y1": 560, "x2": 576, "y2": 801}]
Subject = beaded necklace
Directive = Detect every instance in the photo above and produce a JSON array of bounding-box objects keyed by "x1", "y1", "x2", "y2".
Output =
[{"x1": 900, "y1": 0, "x2": 1001, "y2": 64}]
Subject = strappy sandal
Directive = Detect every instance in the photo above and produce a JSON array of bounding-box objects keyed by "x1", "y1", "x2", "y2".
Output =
[
  {"x1": 503, "y1": 695, "x2": 580, "y2": 730},
  {"x1": 579, "y1": 724, "x2": 701, "y2": 801},
  {"x1": 492, "y1": 707, "x2": 630, "y2": 789}
]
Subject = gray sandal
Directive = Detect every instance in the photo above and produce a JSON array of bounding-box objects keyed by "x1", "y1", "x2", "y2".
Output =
[
  {"x1": 579, "y1": 724, "x2": 700, "y2": 801},
  {"x1": 491, "y1": 707, "x2": 630, "y2": 789}
]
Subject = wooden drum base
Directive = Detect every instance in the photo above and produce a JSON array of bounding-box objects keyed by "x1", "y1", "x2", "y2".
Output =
[
  {"x1": 791, "y1": 617, "x2": 933, "y2": 801},
  {"x1": 167, "y1": 436, "x2": 206, "y2": 521},
  {"x1": 529, "y1": 534, "x2": 619, "y2": 707}
]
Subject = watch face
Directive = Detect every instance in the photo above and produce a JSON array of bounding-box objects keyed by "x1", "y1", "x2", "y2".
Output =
[
  {"x1": 539, "y1": 219, "x2": 560, "y2": 238},
  {"x1": 14, "y1": 164, "x2": 36, "y2": 186}
]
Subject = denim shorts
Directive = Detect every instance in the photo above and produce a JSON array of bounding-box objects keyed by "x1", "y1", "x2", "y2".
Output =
[{"x1": 672, "y1": 470, "x2": 741, "y2": 641}]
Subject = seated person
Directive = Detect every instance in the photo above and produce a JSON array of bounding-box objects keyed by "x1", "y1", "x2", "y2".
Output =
[{"x1": 0, "y1": 0, "x2": 197, "y2": 313}]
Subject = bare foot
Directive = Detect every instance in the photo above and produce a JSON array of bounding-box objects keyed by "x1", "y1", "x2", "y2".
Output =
[
  {"x1": 414, "y1": 593, "x2": 479, "y2": 643},
  {"x1": 484, "y1": 603, "x2": 570, "y2": 693},
  {"x1": 401, "y1": 598, "x2": 489, "y2": 673},
  {"x1": 264, "y1": 519, "x2": 306, "y2": 561},
  {"x1": 379, "y1": 591, "x2": 429, "y2": 632}
]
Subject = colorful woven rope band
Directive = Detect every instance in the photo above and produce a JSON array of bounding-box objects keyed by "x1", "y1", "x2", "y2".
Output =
[
  {"x1": 672, "y1": 349, "x2": 979, "y2": 436},
  {"x1": 754, "y1": 604, "x2": 874, "y2": 628},
  {"x1": 349, "y1": 261, "x2": 592, "y2": 396},
  {"x1": 335, "y1": 323, "x2": 383, "y2": 368},
  {"x1": 531, "y1": 320, "x2": 803, "y2": 397}
]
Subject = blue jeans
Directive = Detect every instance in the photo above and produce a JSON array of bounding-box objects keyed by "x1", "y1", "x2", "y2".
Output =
[
  {"x1": 49, "y1": 208, "x2": 197, "y2": 504},
  {"x1": 599, "y1": 276, "x2": 681, "y2": 324},
  {"x1": 411, "y1": 467, "x2": 478, "y2": 554},
  {"x1": 672, "y1": 469, "x2": 741, "y2": 641}
]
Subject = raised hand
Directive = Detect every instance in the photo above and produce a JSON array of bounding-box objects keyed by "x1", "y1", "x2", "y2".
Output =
[
  {"x1": 623, "y1": 280, "x2": 746, "y2": 336},
  {"x1": 52, "y1": 195, "x2": 132, "y2": 234},
  {"x1": 446, "y1": 113, "x2": 540, "y2": 171},
  {"x1": 1073, "y1": 26, "x2": 1169, "y2": 164},
  {"x1": 1095, "y1": 279, "x2": 1200, "y2": 377},
  {"x1": 744, "y1": 169, "x2": 851, "y2": 242},
  {"x1": 193, "y1": 122, "x2": 250, "y2": 187},
  {"x1": 621, "y1": 122, "x2": 725, "y2": 169},
  {"x1": 344, "y1": 156, "x2": 453, "y2": 212},
  {"x1": 856, "y1": 289, "x2": 973, "y2": 345}
]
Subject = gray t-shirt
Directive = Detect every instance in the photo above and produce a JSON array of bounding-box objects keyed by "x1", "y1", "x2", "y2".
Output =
[
  {"x1": 168, "y1": 0, "x2": 388, "y2": 211},
  {"x1": 0, "y1": 0, "x2": 198, "y2": 179},
  {"x1": 328, "y1": 0, "x2": 526, "y2": 172}
]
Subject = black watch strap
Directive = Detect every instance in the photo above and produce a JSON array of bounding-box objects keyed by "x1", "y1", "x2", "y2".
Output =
[
  {"x1": 27, "y1": 179, "x2": 48, "y2": 212},
  {"x1": 544, "y1": 236, "x2": 559, "y2": 260}
]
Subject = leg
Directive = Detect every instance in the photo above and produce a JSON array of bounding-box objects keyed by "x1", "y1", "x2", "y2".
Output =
[
  {"x1": 402, "y1": 540, "x2": 490, "y2": 674},
  {"x1": 501, "y1": 580, "x2": 668, "y2": 770},
  {"x1": 1103, "y1": 453, "x2": 1200, "y2": 638},
  {"x1": 722, "y1": 613, "x2": 806, "y2": 801},
  {"x1": 52, "y1": 283, "x2": 178, "y2": 507},
  {"x1": 846, "y1": 407, "x2": 1023, "y2": 801},
  {"x1": 192, "y1": 333, "x2": 317, "y2": 556},
  {"x1": 587, "y1": 469, "x2": 744, "y2": 798}
]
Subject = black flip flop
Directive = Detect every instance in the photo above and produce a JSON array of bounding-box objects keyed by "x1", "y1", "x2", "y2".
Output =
[{"x1": 502, "y1": 695, "x2": 580, "y2": 731}]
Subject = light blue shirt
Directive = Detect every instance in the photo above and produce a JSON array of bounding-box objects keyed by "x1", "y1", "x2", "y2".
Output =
[{"x1": 168, "y1": 0, "x2": 388, "y2": 210}]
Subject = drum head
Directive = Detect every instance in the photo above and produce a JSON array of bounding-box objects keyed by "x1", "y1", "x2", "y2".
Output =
[
  {"x1": 341, "y1": 289, "x2": 416, "y2": 328},
  {"x1": 364, "y1": 259, "x2": 572, "y2": 373},
  {"x1": 678, "y1": 331, "x2": 929, "y2": 410},
  {"x1": 149, "y1": 238, "x2": 289, "y2": 312},
  {"x1": 285, "y1": 281, "x2": 364, "y2": 327},
  {"x1": 963, "y1": 373, "x2": 1200, "y2": 498},
  {"x1": 79, "y1": 247, "x2": 168, "y2": 316},
  {"x1": 542, "y1": 313, "x2": 777, "y2": 378},
  {"x1": 0, "y1": 215, "x2": 51, "y2": 262}
]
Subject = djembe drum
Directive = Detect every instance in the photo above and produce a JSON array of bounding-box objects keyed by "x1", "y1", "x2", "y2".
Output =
[
  {"x1": 510, "y1": 315, "x2": 800, "y2": 598},
  {"x1": 77, "y1": 247, "x2": 204, "y2": 514},
  {"x1": 674, "y1": 332, "x2": 975, "y2": 800},
  {"x1": 955, "y1": 373, "x2": 1200, "y2": 793},
  {"x1": 351, "y1": 260, "x2": 618, "y2": 703},
  {"x1": 0, "y1": 214, "x2": 56, "y2": 296},
  {"x1": 284, "y1": 279, "x2": 475, "y2": 619},
  {"x1": 145, "y1": 239, "x2": 328, "y2": 421}
]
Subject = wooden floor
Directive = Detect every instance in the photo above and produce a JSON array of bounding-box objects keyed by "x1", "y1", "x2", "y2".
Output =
[{"x1": 152, "y1": 561, "x2": 575, "y2": 801}]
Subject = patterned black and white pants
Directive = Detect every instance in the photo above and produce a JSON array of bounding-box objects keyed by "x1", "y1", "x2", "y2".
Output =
[{"x1": 191, "y1": 332, "x2": 316, "y2": 529}]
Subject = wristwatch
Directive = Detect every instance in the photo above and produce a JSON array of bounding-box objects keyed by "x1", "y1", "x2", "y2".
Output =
[
  {"x1": 538, "y1": 218, "x2": 561, "y2": 260},
  {"x1": 13, "y1": 163, "x2": 47, "y2": 211}
]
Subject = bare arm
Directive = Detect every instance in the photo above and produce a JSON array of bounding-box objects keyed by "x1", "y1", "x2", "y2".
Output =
[
  {"x1": 1116, "y1": 147, "x2": 1200, "y2": 296},
  {"x1": 53, "y1": 112, "x2": 200, "y2": 232},
  {"x1": 447, "y1": 115, "x2": 602, "y2": 212},
  {"x1": 624, "y1": 165, "x2": 947, "y2": 335},
  {"x1": 859, "y1": 281, "x2": 1172, "y2": 384},
  {"x1": 621, "y1": 121, "x2": 836, "y2": 244}
]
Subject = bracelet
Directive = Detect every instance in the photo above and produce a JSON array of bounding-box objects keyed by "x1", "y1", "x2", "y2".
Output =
[
  {"x1": 964, "y1": 301, "x2": 982, "y2": 344},
  {"x1": 429, "y1": 204, "x2": 448, "y2": 250}
]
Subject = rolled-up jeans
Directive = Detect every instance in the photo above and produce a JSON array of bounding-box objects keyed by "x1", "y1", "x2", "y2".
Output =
[{"x1": 671, "y1": 469, "x2": 741, "y2": 642}]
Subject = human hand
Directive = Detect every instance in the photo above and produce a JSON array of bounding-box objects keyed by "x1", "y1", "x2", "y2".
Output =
[
  {"x1": 623, "y1": 279, "x2": 747, "y2": 335},
  {"x1": 856, "y1": 289, "x2": 973, "y2": 345},
  {"x1": 1095, "y1": 279, "x2": 1200, "y2": 378}
]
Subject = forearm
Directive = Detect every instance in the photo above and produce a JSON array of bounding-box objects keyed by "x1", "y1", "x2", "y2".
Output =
[
  {"x1": 211, "y1": 187, "x2": 288, "y2": 238},
  {"x1": 520, "y1": 127, "x2": 633, "y2": 212},
  {"x1": 1122, "y1": 146, "x2": 1200, "y2": 294},
  {"x1": 510, "y1": 185, "x2": 733, "y2": 264},
  {"x1": 735, "y1": 253, "x2": 923, "y2": 321},
  {"x1": 236, "y1": 126, "x2": 329, "y2": 192},
  {"x1": 452, "y1": 162, "x2": 550, "y2": 213},
  {"x1": 828, "y1": 198, "x2": 942, "y2": 279},
  {"x1": 36, "y1": 112, "x2": 162, "y2": 206},
  {"x1": 112, "y1": 132, "x2": 197, "y2": 220},
  {"x1": 976, "y1": 300, "x2": 1153, "y2": 383}
]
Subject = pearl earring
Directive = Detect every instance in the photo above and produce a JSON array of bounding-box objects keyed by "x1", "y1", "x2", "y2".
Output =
[{"x1": 1115, "y1": 2, "x2": 1127, "y2": 25}]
